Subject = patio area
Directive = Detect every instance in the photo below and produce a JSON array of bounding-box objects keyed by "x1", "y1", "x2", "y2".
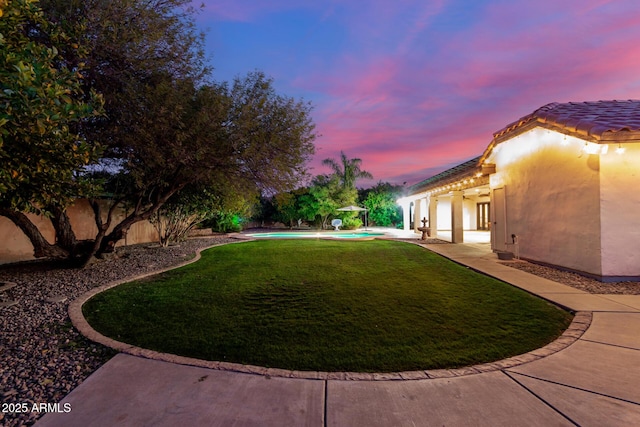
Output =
[{"x1": 433, "y1": 230, "x2": 491, "y2": 244}]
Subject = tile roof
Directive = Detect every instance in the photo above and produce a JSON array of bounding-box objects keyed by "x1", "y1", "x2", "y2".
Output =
[
  {"x1": 408, "y1": 100, "x2": 640, "y2": 197},
  {"x1": 493, "y1": 100, "x2": 640, "y2": 142}
]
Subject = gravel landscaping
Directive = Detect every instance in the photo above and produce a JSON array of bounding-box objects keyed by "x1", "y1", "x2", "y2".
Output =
[
  {"x1": 0, "y1": 236, "x2": 637, "y2": 426},
  {"x1": 501, "y1": 260, "x2": 640, "y2": 294},
  {"x1": 0, "y1": 236, "x2": 235, "y2": 427}
]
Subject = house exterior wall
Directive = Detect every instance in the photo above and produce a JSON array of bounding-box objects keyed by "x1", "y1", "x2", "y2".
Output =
[
  {"x1": 0, "y1": 199, "x2": 158, "y2": 264},
  {"x1": 487, "y1": 128, "x2": 603, "y2": 276},
  {"x1": 463, "y1": 198, "x2": 475, "y2": 229},
  {"x1": 463, "y1": 193, "x2": 490, "y2": 230},
  {"x1": 436, "y1": 197, "x2": 451, "y2": 229},
  {"x1": 599, "y1": 143, "x2": 640, "y2": 278},
  {"x1": 433, "y1": 194, "x2": 487, "y2": 231}
]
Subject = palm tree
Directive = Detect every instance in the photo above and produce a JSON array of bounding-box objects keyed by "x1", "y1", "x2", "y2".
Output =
[{"x1": 322, "y1": 151, "x2": 373, "y2": 190}]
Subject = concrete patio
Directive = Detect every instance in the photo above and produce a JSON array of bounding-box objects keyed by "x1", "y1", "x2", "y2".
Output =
[{"x1": 37, "y1": 242, "x2": 640, "y2": 427}]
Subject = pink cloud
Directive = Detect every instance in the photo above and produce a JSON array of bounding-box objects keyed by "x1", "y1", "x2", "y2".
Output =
[
  {"x1": 439, "y1": 1, "x2": 640, "y2": 108},
  {"x1": 201, "y1": 0, "x2": 640, "y2": 185},
  {"x1": 303, "y1": 52, "x2": 502, "y2": 184}
]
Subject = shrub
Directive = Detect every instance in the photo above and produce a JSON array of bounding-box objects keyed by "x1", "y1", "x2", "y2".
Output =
[
  {"x1": 204, "y1": 212, "x2": 243, "y2": 233},
  {"x1": 340, "y1": 216, "x2": 362, "y2": 230}
]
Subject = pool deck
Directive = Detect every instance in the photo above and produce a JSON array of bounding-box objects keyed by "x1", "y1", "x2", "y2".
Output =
[{"x1": 37, "y1": 239, "x2": 640, "y2": 427}]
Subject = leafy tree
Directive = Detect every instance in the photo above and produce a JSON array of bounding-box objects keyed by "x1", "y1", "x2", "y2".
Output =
[
  {"x1": 53, "y1": 0, "x2": 213, "y2": 260},
  {"x1": 299, "y1": 186, "x2": 335, "y2": 230},
  {"x1": 273, "y1": 191, "x2": 299, "y2": 228},
  {"x1": 0, "y1": 0, "x2": 211, "y2": 264},
  {"x1": 317, "y1": 152, "x2": 372, "y2": 229},
  {"x1": 225, "y1": 71, "x2": 316, "y2": 192},
  {"x1": 1, "y1": 0, "x2": 204, "y2": 262},
  {"x1": 362, "y1": 182, "x2": 404, "y2": 227},
  {"x1": 322, "y1": 151, "x2": 373, "y2": 191},
  {"x1": 252, "y1": 195, "x2": 278, "y2": 228},
  {"x1": 0, "y1": 0, "x2": 103, "y2": 258},
  {"x1": 203, "y1": 193, "x2": 255, "y2": 233},
  {"x1": 201, "y1": 182, "x2": 258, "y2": 233},
  {"x1": 297, "y1": 175, "x2": 347, "y2": 229},
  {"x1": 39, "y1": 0, "x2": 207, "y2": 98},
  {"x1": 89, "y1": 72, "x2": 314, "y2": 256},
  {"x1": 2, "y1": 0, "x2": 317, "y2": 265}
]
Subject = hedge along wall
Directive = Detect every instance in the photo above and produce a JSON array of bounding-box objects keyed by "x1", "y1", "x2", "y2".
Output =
[{"x1": 0, "y1": 199, "x2": 158, "y2": 264}]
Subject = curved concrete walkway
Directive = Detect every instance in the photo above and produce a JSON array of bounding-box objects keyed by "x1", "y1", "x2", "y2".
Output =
[{"x1": 37, "y1": 242, "x2": 640, "y2": 427}]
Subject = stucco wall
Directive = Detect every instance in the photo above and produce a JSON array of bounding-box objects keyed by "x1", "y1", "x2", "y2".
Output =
[
  {"x1": 0, "y1": 213, "x2": 54, "y2": 264},
  {"x1": 0, "y1": 199, "x2": 158, "y2": 264},
  {"x1": 432, "y1": 193, "x2": 489, "y2": 231},
  {"x1": 462, "y1": 194, "x2": 489, "y2": 229},
  {"x1": 487, "y1": 128, "x2": 602, "y2": 276},
  {"x1": 599, "y1": 143, "x2": 640, "y2": 278},
  {"x1": 436, "y1": 197, "x2": 451, "y2": 229},
  {"x1": 463, "y1": 198, "x2": 475, "y2": 229}
]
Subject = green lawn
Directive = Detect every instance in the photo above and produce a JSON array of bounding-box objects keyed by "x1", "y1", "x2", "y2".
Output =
[{"x1": 84, "y1": 240, "x2": 573, "y2": 372}]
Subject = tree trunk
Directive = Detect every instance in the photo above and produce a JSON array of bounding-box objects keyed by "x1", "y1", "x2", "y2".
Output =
[
  {"x1": 98, "y1": 209, "x2": 151, "y2": 255},
  {"x1": 0, "y1": 208, "x2": 70, "y2": 259},
  {"x1": 76, "y1": 199, "x2": 120, "y2": 267},
  {"x1": 50, "y1": 205, "x2": 79, "y2": 253},
  {"x1": 97, "y1": 188, "x2": 181, "y2": 256}
]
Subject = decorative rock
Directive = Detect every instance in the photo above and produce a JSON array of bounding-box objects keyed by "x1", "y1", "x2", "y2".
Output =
[
  {"x1": 0, "y1": 236, "x2": 235, "y2": 427},
  {"x1": 496, "y1": 251, "x2": 514, "y2": 260},
  {"x1": 0, "y1": 282, "x2": 17, "y2": 292},
  {"x1": 44, "y1": 295, "x2": 68, "y2": 304},
  {"x1": 502, "y1": 262, "x2": 640, "y2": 294},
  {"x1": 0, "y1": 300, "x2": 18, "y2": 308}
]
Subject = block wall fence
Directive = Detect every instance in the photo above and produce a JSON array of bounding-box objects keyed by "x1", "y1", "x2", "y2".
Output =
[{"x1": 0, "y1": 199, "x2": 158, "y2": 264}]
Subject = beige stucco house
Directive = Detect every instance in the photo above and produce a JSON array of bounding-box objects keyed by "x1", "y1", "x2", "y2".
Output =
[{"x1": 399, "y1": 100, "x2": 640, "y2": 282}]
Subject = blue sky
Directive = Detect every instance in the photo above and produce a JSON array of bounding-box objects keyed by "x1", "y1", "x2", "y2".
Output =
[{"x1": 193, "y1": 0, "x2": 640, "y2": 186}]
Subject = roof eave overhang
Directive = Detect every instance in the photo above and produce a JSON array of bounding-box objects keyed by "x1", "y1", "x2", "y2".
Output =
[
  {"x1": 480, "y1": 120, "x2": 640, "y2": 164},
  {"x1": 406, "y1": 174, "x2": 491, "y2": 199}
]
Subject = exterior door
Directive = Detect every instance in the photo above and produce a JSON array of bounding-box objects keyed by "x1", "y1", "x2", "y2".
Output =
[
  {"x1": 491, "y1": 187, "x2": 507, "y2": 251},
  {"x1": 476, "y1": 202, "x2": 490, "y2": 230}
]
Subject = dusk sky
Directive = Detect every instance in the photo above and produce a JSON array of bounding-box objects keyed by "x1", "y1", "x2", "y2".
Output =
[{"x1": 194, "y1": 0, "x2": 640, "y2": 187}]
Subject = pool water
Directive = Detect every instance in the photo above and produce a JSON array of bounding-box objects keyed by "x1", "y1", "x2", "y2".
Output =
[{"x1": 247, "y1": 231, "x2": 386, "y2": 239}]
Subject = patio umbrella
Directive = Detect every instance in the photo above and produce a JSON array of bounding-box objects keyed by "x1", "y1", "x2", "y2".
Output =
[{"x1": 336, "y1": 205, "x2": 368, "y2": 230}]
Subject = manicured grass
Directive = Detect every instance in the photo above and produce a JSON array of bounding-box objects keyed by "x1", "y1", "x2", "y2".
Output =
[{"x1": 84, "y1": 240, "x2": 573, "y2": 372}]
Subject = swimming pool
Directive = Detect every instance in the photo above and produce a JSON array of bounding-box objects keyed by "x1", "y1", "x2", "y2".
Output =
[{"x1": 247, "y1": 231, "x2": 386, "y2": 239}]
